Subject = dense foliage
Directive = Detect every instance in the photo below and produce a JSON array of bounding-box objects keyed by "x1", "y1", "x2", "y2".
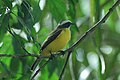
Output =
[{"x1": 0, "y1": 0, "x2": 120, "y2": 80}]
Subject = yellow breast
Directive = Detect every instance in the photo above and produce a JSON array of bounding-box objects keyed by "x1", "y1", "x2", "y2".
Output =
[{"x1": 42, "y1": 28, "x2": 71, "y2": 56}]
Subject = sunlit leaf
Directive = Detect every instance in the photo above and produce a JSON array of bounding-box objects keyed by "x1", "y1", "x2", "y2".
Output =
[
  {"x1": 32, "y1": 0, "x2": 42, "y2": 23},
  {"x1": 0, "y1": 13, "x2": 10, "y2": 42},
  {"x1": 2, "y1": 0, "x2": 12, "y2": 9}
]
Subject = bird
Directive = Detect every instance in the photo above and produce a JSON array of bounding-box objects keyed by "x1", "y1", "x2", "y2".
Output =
[{"x1": 31, "y1": 20, "x2": 73, "y2": 71}]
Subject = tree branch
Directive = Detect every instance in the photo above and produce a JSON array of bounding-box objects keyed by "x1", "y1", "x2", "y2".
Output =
[
  {"x1": 0, "y1": 54, "x2": 38, "y2": 58},
  {"x1": 30, "y1": 59, "x2": 51, "y2": 80},
  {"x1": 1, "y1": 0, "x2": 119, "y2": 59},
  {"x1": 59, "y1": 51, "x2": 72, "y2": 80},
  {"x1": 59, "y1": 0, "x2": 120, "y2": 79},
  {"x1": 65, "y1": 0, "x2": 120, "y2": 52},
  {"x1": 0, "y1": 0, "x2": 120, "y2": 79}
]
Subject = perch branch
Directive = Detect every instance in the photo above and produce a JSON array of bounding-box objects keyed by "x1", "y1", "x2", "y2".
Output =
[
  {"x1": 0, "y1": 0, "x2": 120, "y2": 79},
  {"x1": 65, "y1": 0, "x2": 120, "y2": 52},
  {"x1": 59, "y1": 0, "x2": 120, "y2": 79},
  {"x1": 0, "y1": 54, "x2": 38, "y2": 58}
]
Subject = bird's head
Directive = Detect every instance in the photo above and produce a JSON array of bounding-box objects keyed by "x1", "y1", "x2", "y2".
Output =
[{"x1": 58, "y1": 20, "x2": 73, "y2": 29}]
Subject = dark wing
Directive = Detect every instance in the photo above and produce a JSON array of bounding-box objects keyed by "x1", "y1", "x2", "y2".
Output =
[{"x1": 41, "y1": 28, "x2": 62, "y2": 50}]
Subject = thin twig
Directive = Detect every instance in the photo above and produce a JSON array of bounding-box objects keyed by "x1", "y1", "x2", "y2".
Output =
[
  {"x1": 59, "y1": 51, "x2": 71, "y2": 80},
  {"x1": 7, "y1": 28, "x2": 30, "y2": 54},
  {"x1": 59, "y1": 0, "x2": 120, "y2": 80},
  {"x1": 1, "y1": 0, "x2": 119, "y2": 59},
  {"x1": 65, "y1": 0, "x2": 120, "y2": 53},
  {"x1": 4, "y1": 11, "x2": 31, "y2": 55},
  {"x1": 0, "y1": 0, "x2": 120, "y2": 79},
  {"x1": 0, "y1": 54, "x2": 38, "y2": 58},
  {"x1": 30, "y1": 59, "x2": 51, "y2": 80}
]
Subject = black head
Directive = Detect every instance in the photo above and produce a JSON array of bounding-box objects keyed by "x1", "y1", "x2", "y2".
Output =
[{"x1": 58, "y1": 20, "x2": 73, "y2": 28}]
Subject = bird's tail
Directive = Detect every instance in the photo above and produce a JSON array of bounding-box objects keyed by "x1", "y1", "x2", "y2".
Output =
[{"x1": 31, "y1": 55, "x2": 42, "y2": 71}]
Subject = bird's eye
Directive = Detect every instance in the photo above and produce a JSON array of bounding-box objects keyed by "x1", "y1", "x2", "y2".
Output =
[
  {"x1": 62, "y1": 22, "x2": 72, "y2": 28},
  {"x1": 58, "y1": 20, "x2": 72, "y2": 28}
]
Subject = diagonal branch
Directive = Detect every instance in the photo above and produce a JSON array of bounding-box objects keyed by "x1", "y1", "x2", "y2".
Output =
[
  {"x1": 0, "y1": 0, "x2": 120, "y2": 79},
  {"x1": 59, "y1": 51, "x2": 72, "y2": 80},
  {"x1": 30, "y1": 59, "x2": 51, "y2": 80},
  {"x1": 65, "y1": 0, "x2": 120, "y2": 53},
  {"x1": 59, "y1": 0, "x2": 120, "y2": 79},
  {"x1": 0, "y1": 0, "x2": 119, "y2": 64}
]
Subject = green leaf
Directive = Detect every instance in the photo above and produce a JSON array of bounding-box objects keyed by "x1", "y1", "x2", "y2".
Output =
[
  {"x1": 10, "y1": 35, "x2": 30, "y2": 79},
  {"x1": 50, "y1": 72, "x2": 58, "y2": 80},
  {"x1": 0, "y1": 61, "x2": 10, "y2": 74},
  {"x1": 20, "y1": 1, "x2": 37, "y2": 41},
  {"x1": 12, "y1": 33, "x2": 27, "y2": 54},
  {"x1": 0, "y1": 35, "x2": 14, "y2": 54},
  {"x1": 32, "y1": 0, "x2": 42, "y2": 23},
  {"x1": 40, "y1": 66, "x2": 49, "y2": 80},
  {"x1": 0, "y1": 2, "x2": 6, "y2": 14},
  {"x1": 0, "y1": 13, "x2": 10, "y2": 42},
  {"x1": 47, "y1": 0, "x2": 66, "y2": 22},
  {"x1": 10, "y1": 58, "x2": 20, "y2": 74},
  {"x1": 67, "y1": 0, "x2": 76, "y2": 19},
  {"x1": 2, "y1": 0, "x2": 12, "y2": 9}
]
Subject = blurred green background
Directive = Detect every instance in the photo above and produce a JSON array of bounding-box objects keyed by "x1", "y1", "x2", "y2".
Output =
[{"x1": 0, "y1": 0, "x2": 120, "y2": 80}]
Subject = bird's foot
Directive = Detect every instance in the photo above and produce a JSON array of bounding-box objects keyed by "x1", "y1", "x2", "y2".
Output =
[
  {"x1": 49, "y1": 52, "x2": 55, "y2": 61},
  {"x1": 58, "y1": 50, "x2": 65, "y2": 56}
]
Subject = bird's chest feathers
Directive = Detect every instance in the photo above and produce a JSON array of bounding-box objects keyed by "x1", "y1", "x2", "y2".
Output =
[
  {"x1": 57, "y1": 28, "x2": 71, "y2": 43},
  {"x1": 47, "y1": 28, "x2": 71, "y2": 52}
]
